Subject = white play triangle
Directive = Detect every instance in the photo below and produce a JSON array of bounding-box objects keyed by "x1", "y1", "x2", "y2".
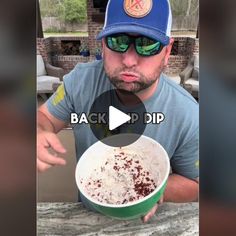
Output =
[{"x1": 109, "y1": 106, "x2": 131, "y2": 131}]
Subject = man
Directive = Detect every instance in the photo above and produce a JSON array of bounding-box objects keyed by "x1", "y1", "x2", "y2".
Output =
[{"x1": 37, "y1": 0, "x2": 199, "y2": 222}]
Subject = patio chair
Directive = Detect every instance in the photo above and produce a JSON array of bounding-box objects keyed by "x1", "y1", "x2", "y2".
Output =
[
  {"x1": 37, "y1": 55, "x2": 64, "y2": 100},
  {"x1": 179, "y1": 55, "x2": 199, "y2": 99}
]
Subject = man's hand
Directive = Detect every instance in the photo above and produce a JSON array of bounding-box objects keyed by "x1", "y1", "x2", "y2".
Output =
[
  {"x1": 142, "y1": 174, "x2": 199, "y2": 222},
  {"x1": 37, "y1": 129, "x2": 67, "y2": 172},
  {"x1": 142, "y1": 195, "x2": 164, "y2": 223}
]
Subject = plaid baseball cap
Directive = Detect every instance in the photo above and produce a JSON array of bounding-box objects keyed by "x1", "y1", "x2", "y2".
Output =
[{"x1": 96, "y1": 0, "x2": 172, "y2": 45}]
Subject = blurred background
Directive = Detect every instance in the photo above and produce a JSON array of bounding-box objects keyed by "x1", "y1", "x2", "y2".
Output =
[
  {"x1": 200, "y1": 0, "x2": 236, "y2": 235},
  {"x1": 0, "y1": 0, "x2": 36, "y2": 235}
]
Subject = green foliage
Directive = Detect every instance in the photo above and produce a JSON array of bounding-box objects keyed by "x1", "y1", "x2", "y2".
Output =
[
  {"x1": 44, "y1": 27, "x2": 65, "y2": 33},
  {"x1": 63, "y1": 0, "x2": 87, "y2": 23},
  {"x1": 40, "y1": 0, "x2": 87, "y2": 23}
]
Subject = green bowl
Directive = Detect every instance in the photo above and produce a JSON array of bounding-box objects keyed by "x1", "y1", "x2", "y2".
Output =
[{"x1": 75, "y1": 134, "x2": 170, "y2": 220}]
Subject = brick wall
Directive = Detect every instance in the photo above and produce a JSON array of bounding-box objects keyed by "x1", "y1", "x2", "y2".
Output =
[
  {"x1": 165, "y1": 55, "x2": 189, "y2": 75},
  {"x1": 37, "y1": 38, "x2": 51, "y2": 63},
  {"x1": 87, "y1": 0, "x2": 103, "y2": 51},
  {"x1": 57, "y1": 55, "x2": 96, "y2": 74},
  {"x1": 37, "y1": 37, "x2": 90, "y2": 66},
  {"x1": 49, "y1": 37, "x2": 89, "y2": 66},
  {"x1": 48, "y1": 37, "x2": 89, "y2": 53},
  {"x1": 186, "y1": 37, "x2": 199, "y2": 56},
  {"x1": 167, "y1": 37, "x2": 199, "y2": 75},
  {"x1": 164, "y1": 37, "x2": 199, "y2": 75}
]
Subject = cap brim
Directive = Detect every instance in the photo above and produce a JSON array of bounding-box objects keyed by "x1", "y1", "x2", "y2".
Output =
[{"x1": 96, "y1": 24, "x2": 170, "y2": 46}]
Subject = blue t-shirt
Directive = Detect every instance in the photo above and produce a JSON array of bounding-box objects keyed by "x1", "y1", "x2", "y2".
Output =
[{"x1": 47, "y1": 60, "x2": 199, "y2": 180}]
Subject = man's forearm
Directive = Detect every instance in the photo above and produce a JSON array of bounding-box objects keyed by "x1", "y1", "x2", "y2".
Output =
[
  {"x1": 163, "y1": 174, "x2": 199, "y2": 202},
  {"x1": 37, "y1": 111, "x2": 55, "y2": 132}
]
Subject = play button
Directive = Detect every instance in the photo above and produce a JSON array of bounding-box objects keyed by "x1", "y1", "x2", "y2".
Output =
[
  {"x1": 109, "y1": 106, "x2": 131, "y2": 131},
  {"x1": 89, "y1": 89, "x2": 147, "y2": 147}
]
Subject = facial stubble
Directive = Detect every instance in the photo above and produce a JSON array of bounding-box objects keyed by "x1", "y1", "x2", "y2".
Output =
[{"x1": 104, "y1": 57, "x2": 166, "y2": 93}]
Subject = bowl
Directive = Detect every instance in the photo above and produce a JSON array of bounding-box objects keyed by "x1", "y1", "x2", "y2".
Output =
[{"x1": 75, "y1": 134, "x2": 170, "y2": 220}]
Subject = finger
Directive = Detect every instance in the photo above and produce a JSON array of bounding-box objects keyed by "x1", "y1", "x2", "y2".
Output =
[
  {"x1": 46, "y1": 133, "x2": 66, "y2": 154},
  {"x1": 142, "y1": 204, "x2": 159, "y2": 223},
  {"x1": 37, "y1": 159, "x2": 53, "y2": 172},
  {"x1": 38, "y1": 148, "x2": 66, "y2": 166}
]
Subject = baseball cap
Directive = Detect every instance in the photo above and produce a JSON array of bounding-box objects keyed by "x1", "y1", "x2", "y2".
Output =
[{"x1": 96, "y1": 0, "x2": 172, "y2": 46}]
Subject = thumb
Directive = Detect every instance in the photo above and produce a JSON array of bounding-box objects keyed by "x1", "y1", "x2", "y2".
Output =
[
  {"x1": 158, "y1": 195, "x2": 164, "y2": 205},
  {"x1": 143, "y1": 204, "x2": 158, "y2": 223},
  {"x1": 46, "y1": 133, "x2": 66, "y2": 154}
]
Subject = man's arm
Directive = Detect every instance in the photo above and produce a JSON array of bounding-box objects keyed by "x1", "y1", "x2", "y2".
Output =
[
  {"x1": 38, "y1": 104, "x2": 66, "y2": 133},
  {"x1": 164, "y1": 174, "x2": 199, "y2": 202},
  {"x1": 37, "y1": 104, "x2": 68, "y2": 172}
]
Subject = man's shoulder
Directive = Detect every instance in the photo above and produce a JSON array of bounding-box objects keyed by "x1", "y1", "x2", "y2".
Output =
[
  {"x1": 162, "y1": 74, "x2": 198, "y2": 107},
  {"x1": 74, "y1": 60, "x2": 104, "y2": 70},
  {"x1": 63, "y1": 60, "x2": 106, "y2": 87},
  {"x1": 62, "y1": 60, "x2": 110, "y2": 103},
  {"x1": 69, "y1": 60, "x2": 104, "y2": 78},
  {"x1": 159, "y1": 74, "x2": 199, "y2": 127}
]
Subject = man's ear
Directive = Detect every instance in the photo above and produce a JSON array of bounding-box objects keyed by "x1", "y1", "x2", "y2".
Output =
[{"x1": 164, "y1": 38, "x2": 174, "y2": 66}]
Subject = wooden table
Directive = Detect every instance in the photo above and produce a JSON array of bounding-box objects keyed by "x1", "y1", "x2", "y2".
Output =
[{"x1": 37, "y1": 202, "x2": 198, "y2": 235}]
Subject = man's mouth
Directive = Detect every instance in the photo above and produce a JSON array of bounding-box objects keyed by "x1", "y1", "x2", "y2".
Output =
[{"x1": 120, "y1": 72, "x2": 139, "y2": 83}]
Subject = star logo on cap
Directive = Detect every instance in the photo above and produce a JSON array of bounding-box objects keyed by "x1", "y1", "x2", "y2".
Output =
[{"x1": 124, "y1": 0, "x2": 153, "y2": 18}]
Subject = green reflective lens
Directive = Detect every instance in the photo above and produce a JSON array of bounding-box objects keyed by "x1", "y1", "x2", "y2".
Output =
[
  {"x1": 106, "y1": 34, "x2": 163, "y2": 56},
  {"x1": 136, "y1": 39, "x2": 161, "y2": 56},
  {"x1": 107, "y1": 35, "x2": 129, "y2": 52}
]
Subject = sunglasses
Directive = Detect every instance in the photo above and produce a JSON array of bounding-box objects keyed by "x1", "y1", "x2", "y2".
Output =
[{"x1": 105, "y1": 33, "x2": 164, "y2": 57}]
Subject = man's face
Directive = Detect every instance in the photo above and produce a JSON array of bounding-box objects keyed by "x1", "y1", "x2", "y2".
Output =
[{"x1": 102, "y1": 35, "x2": 173, "y2": 93}]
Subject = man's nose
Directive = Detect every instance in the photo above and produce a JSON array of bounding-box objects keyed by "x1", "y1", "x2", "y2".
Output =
[{"x1": 121, "y1": 44, "x2": 139, "y2": 68}]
